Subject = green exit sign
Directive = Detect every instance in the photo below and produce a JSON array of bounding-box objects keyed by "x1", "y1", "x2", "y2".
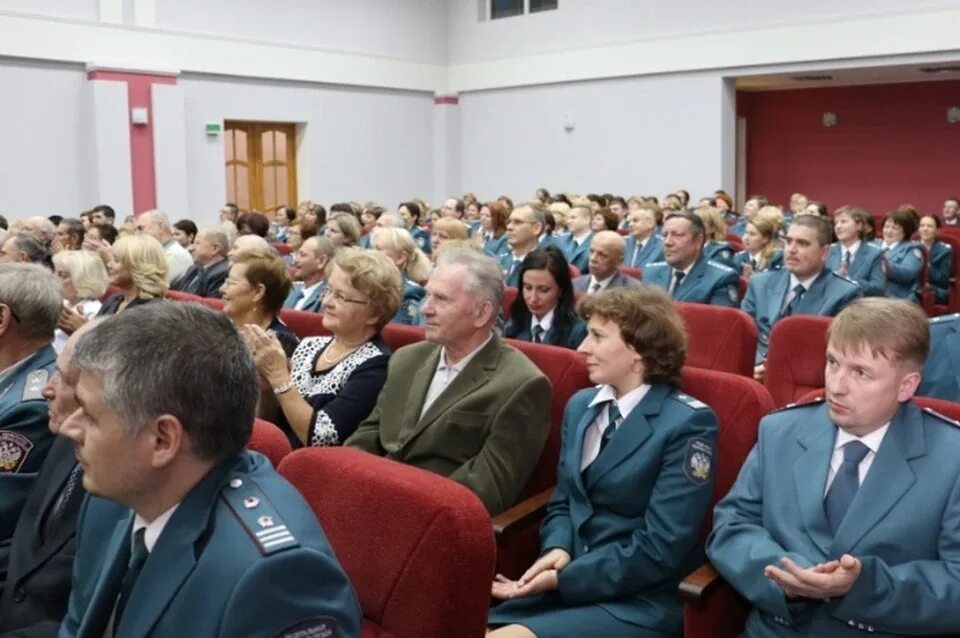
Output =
[{"x1": 205, "y1": 122, "x2": 222, "y2": 136}]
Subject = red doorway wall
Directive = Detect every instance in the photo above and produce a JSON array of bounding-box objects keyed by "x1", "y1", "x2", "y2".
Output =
[{"x1": 739, "y1": 80, "x2": 960, "y2": 215}]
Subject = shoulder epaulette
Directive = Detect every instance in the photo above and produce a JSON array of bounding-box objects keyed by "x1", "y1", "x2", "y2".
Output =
[
  {"x1": 931, "y1": 313, "x2": 960, "y2": 324},
  {"x1": 221, "y1": 475, "x2": 300, "y2": 555},
  {"x1": 706, "y1": 260, "x2": 735, "y2": 272},
  {"x1": 771, "y1": 396, "x2": 825, "y2": 413},
  {"x1": 828, "y1": 271, "x2": 858, "y2": 286},
  {"x1": 672, "y1": 392, "x2": 709, "y2": 410},
  {"x1": 22, "y1": 370, "x2": 48, "y2": 401},
  {"x1": 645, "y1": 261, "x2": 668, "y2": 268},
  {"x1": 923, "y1": 407, "x2": 960, "y2": 428}
]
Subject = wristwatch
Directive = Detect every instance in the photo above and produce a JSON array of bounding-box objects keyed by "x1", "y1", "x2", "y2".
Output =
[{"x1": 273, "y1": 380, "x2": 295, "y2": 395}]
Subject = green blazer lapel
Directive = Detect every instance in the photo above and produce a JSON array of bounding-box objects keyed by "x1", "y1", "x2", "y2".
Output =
[
  {"x1": 831, "y1": 402, "x2": 923, "y2": 554},
  {"x1": 792, "y1": 411, "x2": 835, "y2": 555},
  {"x1": 79, "y1": 511, "x2": 133, "y2": 637},
  {"x1": 583, "y1": 385, "x2": 666, "y2": 488},
  {"x1": 401, "y1": 345, "x2": 442, "y2": 436},
  {"x1": 115, "y1": 458, "x2": 238, "y2": 637}
]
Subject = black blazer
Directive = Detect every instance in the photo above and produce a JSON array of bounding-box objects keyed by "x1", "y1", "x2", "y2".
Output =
[
  {"x1": 171, "y1": 259, "x2": 230, "y2": 299},
  {"x1": 0, "y1": 437, "x2": 86, "y2": 636},
  {"x1": 95, "y1": 293, "x2": 161, "y2": 317}
]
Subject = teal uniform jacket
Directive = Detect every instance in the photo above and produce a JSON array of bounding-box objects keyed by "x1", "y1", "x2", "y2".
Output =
[
  {"x1": 704, "y1": 241, "x2": 736, "y2": 268},
  {"x1": 623, "y1": 234, "x2": 664, "y2": 269},
  {"x1": 490, "y1": 385, "x2": 716, "y2": 634},
  {"x1": 283, "y1": 281, "x2": 327, "y2": 313},
  {"x1": 874, "y1": 241, "x2": 923, "y2": 300},
  {"x1": 0, "y1": 344, "x2": 56, "y2": 542},
  {"x1": 919, "y1": 313, "x2": 960, "y2": 402},
  {"x1": 559, "y1": 233, "x2": 593, "y2": 274},
  {"x1": 482, "y1": 233, "x2": 508, "y2": 258},
  {"x1": 59, "y1": 450, "x2": 361, "y2": 638},
  {"x1": 392, "y1": 276, "x2": 426, "y2": 326},
  {"x1": 503, "y1": 317, "x2": 587, "y2": 350},
  {"x1": 498, "y1": 250, "x2": 525, "y2": 288},
  {"x1": 409, "y1": 226, "x2": 431, "y2": 255},
  {"x1": 644, "y1": 255, "x2": 740, "y2": 307},
  {"x1": 826, "y1": 243, "x2": 886, "y2": 297},
  {"x1": 732, "y1": 250, "x2": 783, "y2": 275},
  {"x1": 926, "y1": 241, "x2": 953, "y2": 305},
  {"x1": 742, "y1": 268, "x2": 861, "y2": 363},
  {"x1": 708, "y1": 399, "x2": 960, "y2": 637},
  {"x1": 729, "y1": 217, "x2": 748, "y2": 239}
]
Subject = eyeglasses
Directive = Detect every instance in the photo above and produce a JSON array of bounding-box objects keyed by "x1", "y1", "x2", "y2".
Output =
[{"x1": 322, "y1": 288, "x2": 369, "y2": 306}]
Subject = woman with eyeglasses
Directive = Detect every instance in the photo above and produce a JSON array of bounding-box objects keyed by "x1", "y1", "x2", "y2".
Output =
[{"x1": 241, "y1": 248, "x2": 402, "y2": 448}]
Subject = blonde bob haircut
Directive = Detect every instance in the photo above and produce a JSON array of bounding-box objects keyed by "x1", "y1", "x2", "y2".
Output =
[
  {"x1": 371, "y1": 227, "x2": 432, "y2": 283},
  {"x1": 745, "y1": 214, "x2": 780, "y2": 270},
  {"x1": 110, "y1": 235, "x2": 168, "y2": 299},
  {"x1": 695, "y1": 206, "x2": 728, "y2": 242},
  {"x1": 332, "y1": 247, "x2": 403, "y2": 329},
  {"x1": 52, "y1": 250, "x2": 109, "y2": 300},
  {"x1": 828, "y1": 298, "x2": 929, "y2": 371}
]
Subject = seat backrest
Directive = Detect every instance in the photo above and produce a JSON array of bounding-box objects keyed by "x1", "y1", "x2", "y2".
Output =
[
  {"x1": 799, "y1": 390, "x2": 960, "y2": 425},
  {"x1": 764, "y1": 315, "x2": 832, "y2": 408},
  {"x1": 677, "y1": 302, "x2": 758, "y2": 377},
  {"x1": 278, "y1": 448, "x2": 495, "y2": 638},
  {"x1": 568, "y1": 264, "x2": 580, "y2": 278},
  {"x1": 196, "y1": 297, "x2": 225, "y2": 312},
  {"x1": 381, "y1": 323, "x2": 426, "y2": 352},
  {"x1": 272, "y1": 242, "x2": 291, "y2": 255},
  {"x1": 248, "y1": 418, "x2": 292, "y2": 467},
  {"x1": 725, "y1": 233, "x2": 745, "y2": 253},
  {"x1": 680, "y1": 366, "x2": 775, "y2": 535},
  {"x1": 165, "y1": 289, "x2": 203, "y2": 303},
  {"x1": 618, "y1": 265, "x2": 643, "y2": 281},
  {"x1": 507, "y1": 339, "x2": 591, "y2": 495},
  {"x1": 502, "y1": 286, "x2": 519, "y2": 321},
  {"x1": 100, "y1": 285, "x2": 122, "y2": 302},
  {"x1": 279, "y1": 308, "x2": 330, "y2": 339},
  {"x1": 936, "y1": 234, "x2": 960, "y2": 313}
]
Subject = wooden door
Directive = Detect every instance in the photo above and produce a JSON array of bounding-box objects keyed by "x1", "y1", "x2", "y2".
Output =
[{"x1": 224, "y1": 121, "x2": 298, "y2": 212}]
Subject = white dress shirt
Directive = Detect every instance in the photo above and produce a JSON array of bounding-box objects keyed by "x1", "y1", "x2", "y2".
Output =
[
  {"x1": 587, "y1": 273, "x2": 616, "y2": 293},
  {"x1": 840, "y1": 240, "x2": 862, "y2": 265},
  {"x1": 580, "y1": 384, "x2": 650, "y2": 470},
  {"x1": 420, "y1": 334, "x2": 493, "y2": 419},
  {"x1": 530, "y1": 308, "x2": 555, "y2": 338},
  {"x1": 294, "y1": 282, "x2": 323, "y2": 311},
  {"x1": 823, "y1": 424, "x2": 890, "y2": 495},
  {"x1": 782, "y1": 272, "x2": 819, "y2": 310}
]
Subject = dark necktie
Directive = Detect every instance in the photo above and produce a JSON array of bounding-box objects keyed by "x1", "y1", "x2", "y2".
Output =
[
  {"x1": 843, "y1": 250, "x2": 852, "y2": 268},
  {"x1": 43, "y1": 463, "x2": 82, "y2": 540},
  {"x1": 671, "y1": 270, "x2": 686, "y2": 294},
  {"x1": 750, "y1": 258, "x2": 757, "y2": 269},
  {"x1": 824, "y1": 441, "x2": 871, "y2": 534},
  {"x1": 598, "y1": 401, "x2": 623, "y2": 455},
  {"x1": 531, "y1": 325, "x2": 544, "y2": 343},
  {"x1": 632, "y1": 243, "x2": 642, "y2": 267},
  {"x1": 114, "y1": 528, "x2": 149, "y2": 634},
  {"x1": 782, "y1": 283, "x2": 806, "y2": 317},
  {"x1": 590, "y1": 281, "x2": 602, "y2": 293}
]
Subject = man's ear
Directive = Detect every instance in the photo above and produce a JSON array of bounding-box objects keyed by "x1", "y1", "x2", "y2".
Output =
[{"x1": 150, "y1": 415, "x2": 184, "y2": 469}]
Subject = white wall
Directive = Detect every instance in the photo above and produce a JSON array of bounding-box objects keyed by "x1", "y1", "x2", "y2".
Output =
[
  {"x1": 179, "y1": 74, "x2": 434, "y2": 227},
  {"x1": 0, "y1": 60, "x2": 90, "y2": 218},
  {"x1": 459, "y1": 71, "x2": 733, "y2": 202},
  {"x1": 0, "y1": 0, "x2": 98, "y2": 21}
]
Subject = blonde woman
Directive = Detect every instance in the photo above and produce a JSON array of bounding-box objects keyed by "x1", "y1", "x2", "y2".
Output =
[
  {"x1": 371, "y1": 226, "x2": 431, "y2": 325},
  {"x1": 430, "y1": 217, "x2": 470, "y2": 257},
  {"x1": 731, "y1": 213, "x2": 783, "y2": 278},
  {"x1": 325, "y1": 212, "x2": 361, "y2": 248},
  {"x1": 53, "y1": 250, "x2": 108, "y2": 350},
  {"x1": 695, "y1": 206, "x2": 735, "y2": 266},
  {"x1": 97, "y1": 235, "x2": 168, "y2": 316}
]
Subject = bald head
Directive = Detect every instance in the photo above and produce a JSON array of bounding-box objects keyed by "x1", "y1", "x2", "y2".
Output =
[
  {"x1": 587, "y1": 231, "x2": 625, "y2": 280},
  {"x1": 43, "y1": 318, "x2": 101, "y2": 433},
  {"x1": 228, "y1": 235, "x2": 272, "y2": 262}
]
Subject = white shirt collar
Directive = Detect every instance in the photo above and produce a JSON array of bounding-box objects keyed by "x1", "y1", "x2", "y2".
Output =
[
  {"x1": 834, "y1": 422, "x2": 890, "y2": 457},
  {"x1": 439, "y1": 333, "x2": 493, "y2": 373},
  {"x1": 588, "y1": 383, "x2": 651, "y2": 422},
  {"x1": 843, "y1": 240, "x2": 862, "y2": 257},
  {"x1": 531, "y1": 308, "x2": 555, "y2": 334},
  {"x1": 572, "y1": 230, "x2": 592, "y2": 246},
  {"x1": 589, "y1": 272, "x2": 616, "y2": 290},
  {"x1": 132, "y1": 503, "x2": 180, "y2": 552},
  {"x1": 789, "y1": 271, "x2": 820, "y2": 291},
  {"x1": 883, "y1": 240, "x2": 900, "y2": 251},
  {"x1": 299, "y1": 280, "x2": 323, "y2": 297}
]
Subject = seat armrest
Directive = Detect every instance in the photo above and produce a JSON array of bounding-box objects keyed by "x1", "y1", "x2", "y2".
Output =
[
  {"x1": 491, "y1": 487, "x2": 553, "y2": 540},
  {"x1": 679, "y1": 562, "x2": 725, "y2": 605}
]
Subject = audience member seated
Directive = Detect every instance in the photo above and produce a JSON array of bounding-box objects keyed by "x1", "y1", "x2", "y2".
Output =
[
  {"x1": 558, "y1": 204, "x2": 594, "y2": 273},
  {"x1": 623, "y1": 202, "x2": 663, "y2": 268},
  {"x1": 0, "y1": 233, "x2": 46, "y2": 264},
  {"x1": 370, "y1": 226, "x2": 430, "y2": 325},
  {"x1": 590, "y1": 206, "x2": 618, "y2": 233},
  {"x1": 52, "y1": 218, "x2": 84, "y2": 253},
  {"x1": 805, "y1": 200, "x2": 829, "y2": 217},
  {"x1": 500, "y1": 204, "x2": 550, "y2": 288},
  {"x1": 431, "y1": 217, "x2": 470, "y2": 257},
  {"x1": 346, "y1": 248, "x2": 551, "y2": 516},
  {"x1": 170, "y1": 227, "x2": 230, "y2": 298},
  {"x1": 0, "y1": 320, "x2": 97, "y2": 634},
  {"x1": 729, "y1": 195, "x2": 768, "y2": 238},
  {"x1": 918, "y1": 312, "x2": 959, "y2": 402},
  {"x1": 875, "y1": 207, "x2": 923, "y2": 300},
  {"x1": 284, "y1": 222, "x2": 306, "y2": 260},
  {"x1": 398, "y1": 201, "x2": 431, "y2": 254},
  {"x1": 480, "y1": 201, "x2": 509, "y2": 257},
  {"x1": 16, "y1": 217, "x2": 56, "y2": 250},
  {"x1": 708, "y1": 298, "x2": 960, "y2": 637},
  {"x1": 696, "y1": 206, "x2": 736, "y2": 267},
  {"x1": 919, "y1": 213, "x2": 953, "y2": 305},
  {"x1": 96, "y1": 235, "x2": 168, "y2": 317},
  {"x1": 52, "y1": 250, "x2": 107, "y2": 351},
  {"x1": 272, "y1": 205, "x2": 295, "y2": 243},
  {"x1": 218, "y1": 201, "x2": 240, "y2": 225},
  {"x1": 134, "y1": 209, "x2": 194, "y2": 283},
  {"x1": 732, "y1": 211, "x2": 783, "y2": 278},
  {"x1": 227, "y1": 234, "x2": 273, "y2": 262},
  {"x1": 222, "y1": 252, "x2": 299, "y2": 358},
  {"x1": 488, "y1": 286, "x2": 717, "y2": 638},
  {"x1": 244, "y1": 248, "x2": 399, "y2": 449},
  {"x1": 299, "y1": 202, "x2": 325, "y2": 238},
  {"x1": 743, "y1": 215, "x2": 861, "y2": 380},
  {"x1": 57, "y1": 303, "x2": 360, "y2": 637},
  {"x1": 89, "y1": 204, "x2": 115, "y2": 227},
  {"x1": 503, "y1": 246, "x2": 586, "y2": 349},
  {"x1": 81, "y1": 223, "x2": 118, "y2": 267},
  {"x1": 0, "y1": 263, "x2": 61, "y2": 542},
  {"x1": 826, "y1": 205, "x2": 885, "y2": 297},
  {"x1": 283, "y1": 236, "x2": 335, "y2": 313},
  {"x1": 572, "y1": 231, "x2": 640, "y2": 295},
  {"x1": 172, "y1": 218, "x2": 197, "y2": 249},
  {"x1": 325, "y1": 212, "x2": 361, "y2": 248},
  {"x1": 357, "y1": 204, "x2": 384, "y2": 248},
  {"x1": 943, "y1": 196, "x2": 960, "y2": 227},
  {"x1": 645, "y1": 211, "x2": 740, "y2": 307},
  {"x1": 236, "y1": 211, "x2": 270, "y2": 238}
]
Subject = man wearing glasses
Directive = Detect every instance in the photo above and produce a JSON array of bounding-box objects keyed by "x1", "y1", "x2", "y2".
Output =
[{"x1": 0, "y1": 263, "x2": 61, "y2": 543}]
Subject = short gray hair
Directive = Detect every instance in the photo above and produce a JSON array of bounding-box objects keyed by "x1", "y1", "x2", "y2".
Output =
[
  {"x1": 0, "y1": 263, "x2": 62, "y2": 340},
  {"x1": 197, "y1": 227, "x2": 230, "y2": 253},
  {"x1": 141, "y1": 209, "x2": 172, "y2": 233},
  {"x1": 72, "y1": 303, "x2": 258, "y2": 461},
  {"x1": 7, "y1": 234, "x2": 47, "y2": 263},
  {"x1": 435, "y1": 247, "x2": 504, "y2": 313}
]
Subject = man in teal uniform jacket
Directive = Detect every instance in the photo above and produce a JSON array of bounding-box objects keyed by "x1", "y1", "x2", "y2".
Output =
[
  {"x1": 0, "y1": 263, "x2": 62, "y2": 542},
  {"x1": 709, "y1": 299, "x2": 960, "y2": 637},
  {"x1": 918, "y1": 312, "x2": 960, "y2": 402},
  {"x1": 58, "y1": 303, "x2": 360, "y2": 637}
]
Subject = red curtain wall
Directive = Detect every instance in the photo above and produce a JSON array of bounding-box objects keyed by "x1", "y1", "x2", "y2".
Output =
[{"x1": 739, "y1": 80, "x2": 960, "y2": 216}]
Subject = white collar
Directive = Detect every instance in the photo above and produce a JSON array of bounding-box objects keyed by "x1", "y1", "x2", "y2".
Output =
[
  {"x1": 531, "y1": 308, "x2": 555, "y2": 333},
  {"x1": 572, "y1": 230, "x2": 592, "y2": 245},
  {"x1": 589, "y1": 272, "x2": 616, "y2": 289},
  {"x1": 299, "y1": 280, "x2": 324, "y2": 296},
  {"x1": 132, "y1": 503, "x2": 180, "y2": 552},
  {"x1": 883, "y1": 240, "x2": 900, "y2": 251},
  {"x1": 789, "y1": 271, "x2": 820, "y2": 291},
  {"x1": 588, "y1": 383, "x2": 651, "y2": 422},
  {"x1": 842, "y1": 240, "x2": 862, "y2": 256},
  {"x1": 439, "y1": 333, "x2": 493, "y2": 372},
  {"x1": 834, "y1": 422, "x2": 890, "y2": 457}
]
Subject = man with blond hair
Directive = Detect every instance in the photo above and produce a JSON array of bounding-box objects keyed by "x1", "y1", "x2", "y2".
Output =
[{"x1": 709, "y1": 298, "x2": 960, "y2": 637}]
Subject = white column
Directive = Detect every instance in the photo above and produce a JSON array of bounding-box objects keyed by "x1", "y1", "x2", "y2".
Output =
[
  {"x1": 152, "y1": 83, "x2": 190, "y2": 217},
  {"x1": 432, "y1": 93, "x2": 461, "y2": 203},
  {"x1": 85, "y1": 79, "x2": 134, "y2": 215}
]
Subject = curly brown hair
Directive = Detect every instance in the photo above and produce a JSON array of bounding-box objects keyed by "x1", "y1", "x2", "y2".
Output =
[{"x1": 578, "y1": 286, "x2": 687, "y2": 386}]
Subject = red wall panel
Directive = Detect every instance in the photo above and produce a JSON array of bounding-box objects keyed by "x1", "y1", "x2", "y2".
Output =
[{"x1": 740, "y1": 80, "x2": 960, "y2": 216}]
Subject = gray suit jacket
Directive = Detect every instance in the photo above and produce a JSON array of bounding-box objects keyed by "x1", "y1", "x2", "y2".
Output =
[{"x1": 572, "y1": 270, "x2": 642, "y2": 294}]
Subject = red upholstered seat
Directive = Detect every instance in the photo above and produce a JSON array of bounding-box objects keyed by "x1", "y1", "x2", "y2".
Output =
[
  {"x1": 618, "y1": 265, "x2": 642, "y2": 280},
  {"x1": 380, "y1": 323, "x2": 426, "y2": 351},
  {"x1": 677, "y1": 302, "x2": 757, "y2": 377},
  {"x1": 800, "y1": 390, "x2": 960, "y2": 424},
  {"x1": 164, "y1": 289, "x2": 203, "y2": 303},
  {"x1": 271, "y1": 242, "x2": 291, "y2": 255},
  {"x1": 100, "y1": 285, "x2": 122, "y2": 302},
  {"x1": 279, "y1": 308, "x2": 329, "y2": 338},
  {"x1": 763, "y1": 315, "x2": 831, "y2": 408},
  {"x1": 196, "y1": 297, "x2": 225, "y2": 312},
  {"x1": 568, "y1": 264, "x2": 580, "y2": 278},
  {"x1": 278, "y1": 448, "x2": 495, "y2": 638},
  {"x1": 679, "y1": 368, "x2": 775, "y2": 638},
  {"x1": 502, "y1": 286, "x2": 519, "y2": 321},
  {"x1": 247, "y1": 418, "x2": 292, "y2": 468},
  {"x1": 725, "y1": 233, "x2": 745, "y2": 253}
]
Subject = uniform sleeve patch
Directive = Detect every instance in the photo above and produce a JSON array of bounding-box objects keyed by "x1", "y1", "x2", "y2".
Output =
[
  {"x1": 22, "y1": 370, "x2": 48, "y2": 401},
  {"x1": 684, "y1": 437, "x2": 714, "y2": 485},
  {"x1": 0, "y1": 430, "x2": 33, "y2": 473},
  {"x1": 275, "y1": 617, "x2": 337, "y2": 638}
]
